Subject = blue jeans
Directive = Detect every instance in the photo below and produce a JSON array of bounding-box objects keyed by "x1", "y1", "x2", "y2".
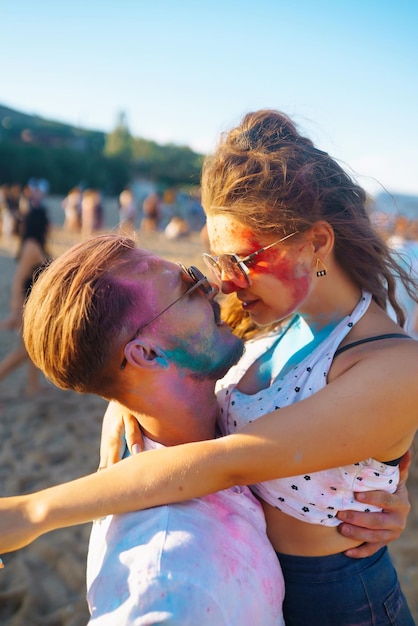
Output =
[{"x1": 276, "y1": 547, "x2": 414, "y2": 625}]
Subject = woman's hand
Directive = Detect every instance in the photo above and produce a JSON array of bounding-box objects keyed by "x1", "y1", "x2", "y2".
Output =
[
  {"x1": 0, "y1": 494, "x2": 43, "y2": 554},
  {"x1": 99, "y1": 401, "x2": 144, "y2": 468},
  {"x1": 337, "y1": 450, "x2": 411, "y2": 558}
]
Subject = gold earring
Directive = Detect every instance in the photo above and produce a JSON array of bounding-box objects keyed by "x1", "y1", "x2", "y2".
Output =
[{"x1": 316, "y1": 258, "x2": 327, "y2": 277}]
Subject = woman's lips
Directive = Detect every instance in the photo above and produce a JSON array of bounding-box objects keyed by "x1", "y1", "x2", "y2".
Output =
[{"x1": 240, "y1": 299, "x2": 258, "y2": 311}]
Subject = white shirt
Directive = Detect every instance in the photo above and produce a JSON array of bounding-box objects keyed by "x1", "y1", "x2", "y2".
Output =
[{"x1": 86, "y1": 439, "x2": 285, "y2": 625}]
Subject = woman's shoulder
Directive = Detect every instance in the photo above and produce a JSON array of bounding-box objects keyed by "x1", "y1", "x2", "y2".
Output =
[
  {"x1": 342, "y1": 300, "x2": 411, "y2": 343},
  {"x1": 329, "y1": 301, "x2": 418, "y2": 379}
]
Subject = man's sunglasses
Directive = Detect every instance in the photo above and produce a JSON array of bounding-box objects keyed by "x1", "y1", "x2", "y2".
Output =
[{"x1": 120, "y1": 265, "x2": 214, "y2": 370}]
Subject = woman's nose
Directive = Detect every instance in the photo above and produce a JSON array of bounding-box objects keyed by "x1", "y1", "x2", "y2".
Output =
[{"x1": 219, "y1": 278, "x2": 240, "y2": 295}]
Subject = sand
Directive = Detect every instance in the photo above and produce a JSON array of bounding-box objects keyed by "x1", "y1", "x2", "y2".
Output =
[{"x1": 0, "y1": 197, "x2": 416, "y2": 625}]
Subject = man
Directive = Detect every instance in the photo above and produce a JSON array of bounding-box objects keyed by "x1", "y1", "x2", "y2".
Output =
[
  {"x1": 0, "y1": 234, "x2": 409, "y2": 623},
  {"x1": 21, "y1": 234, "x2": 286, "y2": 625}
]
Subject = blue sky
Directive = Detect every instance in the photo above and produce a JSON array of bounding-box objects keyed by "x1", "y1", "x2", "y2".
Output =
[{"x1": 1, "y1": 0, "x2": 417, "y2": 196}]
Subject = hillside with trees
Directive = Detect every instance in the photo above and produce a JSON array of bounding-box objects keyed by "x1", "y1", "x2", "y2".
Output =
[{"x1": 0, "y1": 105, "x2": 204, "y2": 195}]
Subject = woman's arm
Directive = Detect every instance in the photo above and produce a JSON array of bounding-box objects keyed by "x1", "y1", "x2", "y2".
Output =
[
  {"x1": 97, "y1": 343, "x2": 418, "y2": 488},
  {"x1": 99, "y1": 401, "x2": 413, "y2": 557},
  {"x1": 1, "y1": 342, "x2": 417, "y2": 553},
  {"x1": 10, "y1": 241, "x2": 43, "y2": 319},
  {"x1": 0, "y1": 442, "x2": 222, "y2": 552}
]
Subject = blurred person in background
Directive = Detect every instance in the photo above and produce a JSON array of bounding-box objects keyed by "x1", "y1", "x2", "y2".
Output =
[
  {"x1": 3, "y1": 184, "x2": 23, "y2": 237},
  {"x1": 81, "y1": 189, "x2": 104, "y2": 237},
  {"x1": 0, "y1": 184, "x2": 15, "y2": 239},
  {"x1": 118, "y1": 188, "x2": 137, "y2": 237},
  {"x1": 0, "y1": 206, "x2": 51, "y2": 396},
  {"x1": 164, "y1": 215, "x2": 190, "y2": 240},
  {"x1": 141, "y1": 191, "x2": 161, "y2": 232},
  {"x1": 62, "y1": 186, "x2": 82, "y2": 233}
]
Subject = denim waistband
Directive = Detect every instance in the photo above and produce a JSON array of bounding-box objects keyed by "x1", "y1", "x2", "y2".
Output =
[{"x1": 276, "y1": 546, "x2": 388, "y2": 584}]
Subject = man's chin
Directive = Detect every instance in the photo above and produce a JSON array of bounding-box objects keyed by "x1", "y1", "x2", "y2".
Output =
[
  {"x1": 214, "y1": 336, "x2": 245, "y2": 379},
  {"x1": 191, "y1": 336, "x2": 245, "y2": 383}
]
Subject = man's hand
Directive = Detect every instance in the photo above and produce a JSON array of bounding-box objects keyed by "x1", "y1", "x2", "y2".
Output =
[
  {"x1": 337, "y1": 450, "x2": 411, "y2": 558},
  {"x1": 99, "y1": 401, "x2": 143, "y2": 468}
]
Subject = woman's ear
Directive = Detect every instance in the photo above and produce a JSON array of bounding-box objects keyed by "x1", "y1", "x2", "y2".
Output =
[
  {"x1": 310, "y1": 220, "x2": 334, "y2": 260},
  {"x1": 123, "y1": 339, "x2": 169, "y2": 370}
]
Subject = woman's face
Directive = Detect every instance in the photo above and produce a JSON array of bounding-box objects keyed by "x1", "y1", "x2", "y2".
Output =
[{"x1": 206, "y1": 214, "x2": 314, "y2": 326}]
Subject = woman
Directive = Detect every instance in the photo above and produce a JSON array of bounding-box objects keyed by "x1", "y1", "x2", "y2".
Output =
[
  {"x1": 194, "y1": 111, "x2": 417, "y2": 622},
  {"x1": 0, "y1": 207, "x2": 50, "y2": 395},
  {"x1": 2, "y1": 111, "x2": 417, "y2": 624}
]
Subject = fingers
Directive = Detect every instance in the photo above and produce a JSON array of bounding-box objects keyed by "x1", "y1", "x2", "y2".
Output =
[
  {"x1": 99, "y1": 425, "x2": 126, "y2": 468},
  {"x1": 343, "y1": 541, "x2": 385, "y2": 559},
  {"x1": 338, "y1": 515, "x2": 398, "y2": 559},
  {"x1": 337, "y1": 508, "x2": 390, "y2": 530},
  {"x1": 98, "y1": 401, "x2": 144, "y2": 469},
  {"x1": 123, "y1": 414, "x2": 144, "y2": 455},
  {"x1": 337, "y1": 482, "x2": 411, "y2": 558},
  {"x1": 338, "y1": 515, "x2": 397, "y2": 542},
  {"x1": 99, "y1": 401, "x2": 128, "y2": 468},
  {"x1": 355, "y1": 487, "x2": 410, "y2": 514}
]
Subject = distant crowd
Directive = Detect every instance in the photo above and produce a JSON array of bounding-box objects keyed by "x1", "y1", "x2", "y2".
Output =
[
  {"x1": 0, "y1": 181, "x2": 207, "y2": 243},
  {"x1": 374, "y1": 214, "x2": 418, "y2": 338},
  {"x1": 1, "y1": 180, "x2": 417, "y2": 340}
]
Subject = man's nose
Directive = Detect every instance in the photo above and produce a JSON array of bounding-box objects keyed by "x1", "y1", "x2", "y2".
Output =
[{"x1": 207, "y1": 281, "x2": 219, "y2": 299}]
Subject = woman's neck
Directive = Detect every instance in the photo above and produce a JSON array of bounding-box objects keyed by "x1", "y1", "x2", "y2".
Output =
[{"x1": 299, "y1": 269, "x2": 362, "y2": 335}]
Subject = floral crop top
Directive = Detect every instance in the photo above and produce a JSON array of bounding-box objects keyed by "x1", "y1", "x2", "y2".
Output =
[{"x1": 215, "y1": 293, "x2": 400, "y2": 526}]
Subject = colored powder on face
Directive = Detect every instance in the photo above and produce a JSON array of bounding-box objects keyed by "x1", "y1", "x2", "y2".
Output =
[
  {"x1": 254, "y1": 249, "x2": 310, "y2": 298},
  {"x1": 164, "y1": 326, "x2": 244, "y2": 381},
  {"x1": 124, "y1": 257, "x2": 182, "y2": 329},
  {"x1": 164, "y1": 333, "x2": 220, "y2": 376},
  {"x1": 208, "y1": 218, "x2": 258, "y2": 255}
]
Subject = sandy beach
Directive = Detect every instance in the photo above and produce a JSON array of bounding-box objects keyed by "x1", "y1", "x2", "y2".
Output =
[{"x1": 0, "y1": 198, "x2": 416, "y2": 625}]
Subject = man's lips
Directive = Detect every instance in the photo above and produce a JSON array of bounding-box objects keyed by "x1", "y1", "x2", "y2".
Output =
[{"x1": 212, "y1": 300, "x2": 223, "y2": 325}]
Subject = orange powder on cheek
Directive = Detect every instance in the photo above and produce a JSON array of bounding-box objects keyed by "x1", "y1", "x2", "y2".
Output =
[{"x1": 252, "y1": 248, "x2": 311, "y2": 304}]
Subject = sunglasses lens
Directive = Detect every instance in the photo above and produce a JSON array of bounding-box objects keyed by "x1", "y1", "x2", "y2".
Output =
[
  {"x1": 202, "y1": 254, "x2": 249, "y2": 287},
  {"x1": 218, "y1": 256, "x2": 249, "y2": 287},
  {"x1": 188, "y1": 266, "x2": 212, "y2": 294},
  {"x1": 202, "y1": 255, "x2": 222, "y2": 281}
]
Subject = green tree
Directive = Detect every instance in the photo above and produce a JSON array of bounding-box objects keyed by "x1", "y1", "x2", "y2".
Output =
[{"x1": 104, "y1": 112, "x2": 133, "y2": 160}]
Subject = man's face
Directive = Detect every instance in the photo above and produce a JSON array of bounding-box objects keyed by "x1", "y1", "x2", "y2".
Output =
[{"x1": 125, "y1": 251, "x2": 245, "y2": 381}]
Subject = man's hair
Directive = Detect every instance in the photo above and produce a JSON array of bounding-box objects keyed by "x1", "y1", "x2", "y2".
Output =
[{"x1": 23, "y1": 234, "x2": 140, "y2": 398}]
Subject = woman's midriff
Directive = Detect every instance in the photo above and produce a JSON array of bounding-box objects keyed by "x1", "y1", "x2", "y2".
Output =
[{"x1": 261, "y1": 500, "x2": 362, "y2": 556}]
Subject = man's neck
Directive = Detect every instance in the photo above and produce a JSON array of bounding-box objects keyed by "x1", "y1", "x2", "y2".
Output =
[{"x1": 124, "y1": 379, "x2": 219, "y2": 447}]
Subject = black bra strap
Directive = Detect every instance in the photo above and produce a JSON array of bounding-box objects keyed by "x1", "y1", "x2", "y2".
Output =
[{"x1": 334, "y1": 333, "x2": 412, "y2": 358}]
